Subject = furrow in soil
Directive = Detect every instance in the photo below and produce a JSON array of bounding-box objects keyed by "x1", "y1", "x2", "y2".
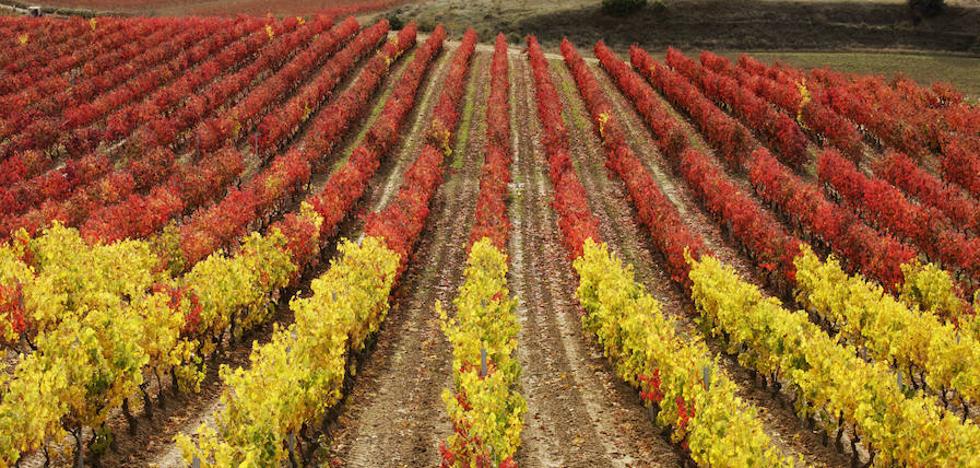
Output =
[
  {"x1": 508, "y1": 53, "x2": 681, "y2": 468},
  {"x1": 325, "y1": 49, "x2": 490, "y2": 467}
]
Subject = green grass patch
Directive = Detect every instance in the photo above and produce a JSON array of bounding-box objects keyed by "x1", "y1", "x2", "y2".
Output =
[
  {"x1": 550, "y1": 60, "x2": 596, "y2": 177},
  {"x1": 331, "y1": 51, "x2": 417, "y2": 173},
  {"x1": 451, "y1": 56, "x2": 485, "y2": 169},
  {"x1": 552, "y1": 60, "x2": 592, "y2": 133}
]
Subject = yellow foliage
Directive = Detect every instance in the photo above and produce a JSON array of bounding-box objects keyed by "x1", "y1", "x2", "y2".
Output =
[
  {"x1": 900, "y1": 260, "x2": 970, "y2": 329},
  {"x1": 795, "y1": 79, "x2": 810, "y2": 124},
  {"x1": 597, "y1": 112, "x2": 609, "y2": 138},
  {"x1": 795, "y1": 246, "x2": 980, "y2": 408},
  {"x1": 0, "y1": 221, "x2": 306, "y2": 465},
  {"x1": 690, "y1": 253, "x2": 980, "y2": 466},
  {"x1": 575, "y1": 240, "x2": 788, "y2": 466},
  {"x1": 439, "y1": 239, "x2": 524, "y2": 465},
  {"x1": 179, "y1": 237, "x2": 398, "y2": 466}
]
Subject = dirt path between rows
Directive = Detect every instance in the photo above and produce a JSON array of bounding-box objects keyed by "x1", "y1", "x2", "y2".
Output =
[
  {"x1": 569, "y1": 58, "x2": 851, "y2": 466},
  {"x1": 100, "y1": 40, "x2": 443, "y2": 468},
  {"x1": 321, "y1": 49, "x2": 488, "y2": 467},
  {"x1": 508, "y1": 53, "x2": 682, "y2": 468}
]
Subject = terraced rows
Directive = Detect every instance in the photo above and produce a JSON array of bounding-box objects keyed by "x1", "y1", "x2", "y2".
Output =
[{"x1": 0, "y1": 14, "x2": 977, "y2": 467}]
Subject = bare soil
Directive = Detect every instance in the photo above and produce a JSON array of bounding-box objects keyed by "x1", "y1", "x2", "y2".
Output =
[
  {"x1": 50, "y1": 33, "x2": 442, "y2": 468},
  {"x1": 508, "y1": 54, "x2": 683, "y2": 467},
  {"x1": 4, "y1": 13, "x2": 976, "y2": 466},
  {"x1": 570, "y1": 58, "x2": 852, "y2": 466},
  {"x1": 322, "y1": 49, "x2": 489, "y2": 467}
]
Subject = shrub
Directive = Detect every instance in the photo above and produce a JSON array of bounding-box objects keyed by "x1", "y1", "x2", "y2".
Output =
[
  {"x1": 602, "y1": 0, "x2": 647, "y2": 16},
  {"x1": 909, "y1": 0, "x2": 944, "y2": 22},
  {"x1": 386, "y1": 14, "x2": 404, "y2": 30}
]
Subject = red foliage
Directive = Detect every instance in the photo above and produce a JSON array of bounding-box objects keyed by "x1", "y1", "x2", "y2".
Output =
[
  {"x1": 639, "y1": 370, "x2": 665, "y2": 404},
  {"x1": 469, "y1": 34, "x2": 513, "y2": 251},
  {"x1": 268, "y1": 211, "x2": 321, "y2": 283},
  {"x1": 251, "y1": 150, "x2": 312, "y2": 214},
  {"x1": 305, "y1": 23, "x2": 440, "y2": 250},
  {"x1": 179, "y1": 188, "x2": 259, "y2": 266},
  {"x1": 101, "y1": 18, "x2": 298, "y2": 145},
  {"x1": 874, "y1": 151, "x2": 979, "y2": 233},
  {"x1": 0, "y1": 282, "x2": 27, "y2": 338},
  {"x1": 1, "y1": 147, "x2": 176, "y2": 239},
  {"x1": 365, "y1": 28, "x2": 476, "y2": 280},
  {"x1": 253, "y1": 19, "x2": 394, "y2": 155},
  {"x1": 702, "y1": 52, "x2": 864, "y2": 161},
  {"x1": 0, "y1": 17, "x2": 340, "y2": 244},
  {"x1": 747, "y1": 148, "x2": 916, "y2": 291},
  {"x1": 0, "y1": 150, "x2": 49, "y2": 186},
  {"x1": 0, "y1": 17, "x2": 93, "y2": 95},
  {"x1": 154, "y1": 21, "x2": 420, "y2": 271},
  {"x1": 769, "y1": 62, "x2": 978, "y2": 185},
  {"x1": 631, "y1": 46, "x2": 753, "y2": 168},
  {"x1": 303, "y1": 23, "x2": 419, "y2": 160},
  {"x1": 940, "y1": 137, "x2": 980, "y2": 199},
  {"x1": 80, "y1": 147, "x2": 244, "y2": 243},
  {"x1": 0, "y1": 19, "x2": 158, "y2": 119},
  {"x1": 679, "y1": 148, "x2": 801, "y2": 283},
  {"x1": 153, "y1": 283, "x2": 203, "y2": 336},
  {"x1": 666, "y1": 48, "x2": 809, "y2": 168},
  {"x1": 172, "y1": 147, "x2": 246, "y2": 209},
  {"x1": 818, "y1": 149, "x2": 979, "y2": 285},
  {"x1": 1, "y1": 151, "x2": 125, "y2": 222},
  {"x1": 178, "y1": 147, "x2": 310, "y2": 267},
  {"x1": 0, "y1": 17, "x2": 285, "y2": 210},
  {"x1": 194, "y1": 17, "x2": 357, "y2": 154},
  {"x1": 4, "y1": 19, "x2": 251, "y2": 161},
  {"x1": 594, "y1": 42, "x2": 686, "y2": 158},
  {"x1": 815, "y1": 72, "x2": 932, "y2": 158},
  {"x1": 627, "y1": 45, "x2": 938, "y2": 292},
  {"x1": 526, "y1": 36, "x2": 601, "y2": 260},
  {"x1": 571, "y1": 40, "x2": 709, "y2": 288}
]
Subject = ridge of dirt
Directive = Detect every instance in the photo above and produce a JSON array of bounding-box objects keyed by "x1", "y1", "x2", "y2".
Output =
[
  {"x1": 571, "y1": 58, "x2": 851, "y2": 467},
  {"x1": 323, "y1": 50, "x2": 490, "y2": 467},
  {"x1": 508, "y1": 52, "x2": 683, "y2": 468},
  {"x1": 362, "y1": 45, "x2": 456, "y2": 221},
  {"x1": 83, "y1": 38, "x2": 447, "y2": 468}
]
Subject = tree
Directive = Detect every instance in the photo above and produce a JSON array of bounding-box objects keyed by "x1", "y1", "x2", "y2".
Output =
[
  {"x1": 909, "y1": 0, "x2": 944, "y2": 23},
  {"x1": 602, "y1": 0, "x2": 647, "y2": 16}
]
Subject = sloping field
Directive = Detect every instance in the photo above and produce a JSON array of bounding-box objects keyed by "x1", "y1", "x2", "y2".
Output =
[
  {"x1": 0, "y1": 0, "x2": 414, "y2": 16},
  {"x1": 0, "y1": 12, "x2": 978, "y2": 467}
]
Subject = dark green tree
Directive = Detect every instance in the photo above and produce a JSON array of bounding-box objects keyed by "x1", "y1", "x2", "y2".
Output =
[
  {"x1": 909, "y1": 0, "x2": 944, "y2": 23},
  {"x1": 602, "y1": 0, "x2": 647, "y2": 16}
]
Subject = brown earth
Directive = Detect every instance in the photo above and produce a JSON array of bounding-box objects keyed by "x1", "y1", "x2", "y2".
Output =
[
  {"x1": 24, "y1": 28, "x2": 438, "y2": 468},
  {"x1": 508, "y1": 53, "x2": 683, "y2": 467},
  {"x1": 4, "y1": 10, "x2": 976, "y2": 466},
  {"x1": 322, "y1": 47, "x2": 487, "y2": 467}
]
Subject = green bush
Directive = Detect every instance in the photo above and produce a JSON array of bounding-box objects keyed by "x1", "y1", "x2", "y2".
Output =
[
  {"x1": 909, "y1": 0, "x2": 944, "y2": 20},
  {"x1": 386, "y1": 14, "x2": 404, "y2": 30},
  {"x1": 602, "y1": 0, "x2": 647, "y2": 16}
]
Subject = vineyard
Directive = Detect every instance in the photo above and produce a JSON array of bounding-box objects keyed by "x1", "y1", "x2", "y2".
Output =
[{"x1": 0, "y1": 11, "x2": 978, "y2": 468}]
